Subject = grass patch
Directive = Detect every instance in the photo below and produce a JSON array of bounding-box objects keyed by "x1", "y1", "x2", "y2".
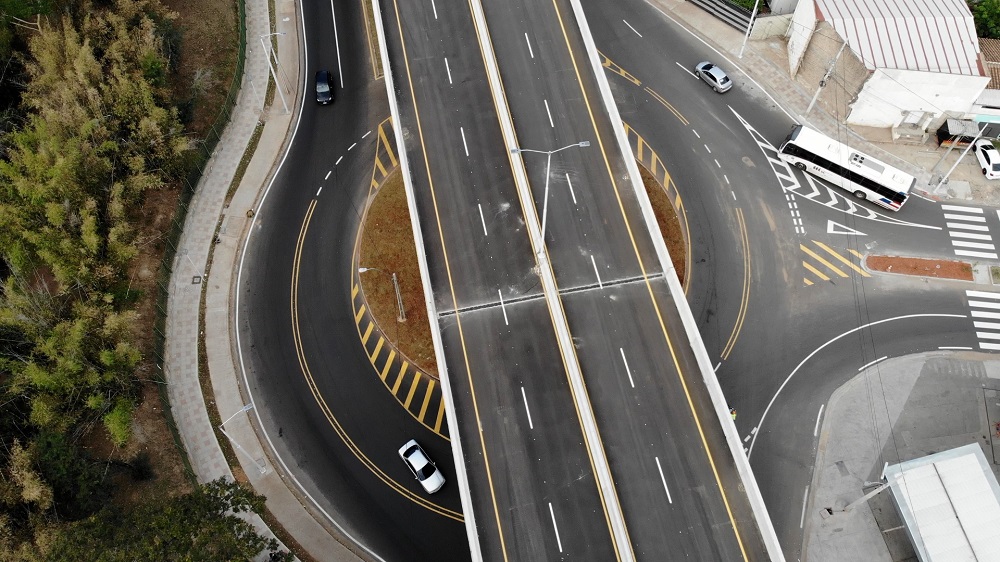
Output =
[{"x1": 359, "y1": 171, "x2": 437, "y2": 375}]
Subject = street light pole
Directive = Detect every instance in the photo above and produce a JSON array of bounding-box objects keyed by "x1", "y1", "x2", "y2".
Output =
[
  {"x1": 259, "y1": 33, "x2": 288, "y2": 114},
  {"x1": 510, "y1": 141, "x2": 590, "y2": 240},
  {"x1": 359, "y1": 267, "x2": 406, "y2": 322},
  {"x1": 218, "y1": 403, "x2": 266, "y2": 475}
]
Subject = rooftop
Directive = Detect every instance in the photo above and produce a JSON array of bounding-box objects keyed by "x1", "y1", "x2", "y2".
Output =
[{"x1": 815, "y1": 0, "x2": 984, "y2": 77}]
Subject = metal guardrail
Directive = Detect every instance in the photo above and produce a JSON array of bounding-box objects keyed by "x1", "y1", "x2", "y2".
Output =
[{"x1": 151, "y1": 0, "x2": 248, "y2": 485}]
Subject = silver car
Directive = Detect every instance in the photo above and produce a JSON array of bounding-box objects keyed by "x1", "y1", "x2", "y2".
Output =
[
  {"x1": 398, "y1": 439, "x2": 445, "y2": 494},
  {"x1": 694, "y1": 61, "x2": 733, "y2": 93}
]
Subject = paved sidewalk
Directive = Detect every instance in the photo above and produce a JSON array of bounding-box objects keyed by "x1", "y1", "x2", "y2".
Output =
[
  {"x1": 803, "y1": 352, "x2": 1000, "y2": 561},
  {"x1": 164, "y1": 0, "x2": 359, "y2": 559}
]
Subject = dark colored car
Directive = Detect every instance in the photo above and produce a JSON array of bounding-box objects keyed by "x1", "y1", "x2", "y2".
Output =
[{"x1": 315, "y1": 70, "x2": 333, "y2": 105}]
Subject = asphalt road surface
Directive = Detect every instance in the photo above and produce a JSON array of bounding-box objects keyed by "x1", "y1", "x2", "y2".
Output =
[
  {"x1": 380, "y1": 0, "x2": 769, "y2": 558},
  {"x1": 237, "y1": 0, "x2": 469, "y2": 559},
  {"x1": 577, "y1": 1, "x2": 1000, "y2": 560}
]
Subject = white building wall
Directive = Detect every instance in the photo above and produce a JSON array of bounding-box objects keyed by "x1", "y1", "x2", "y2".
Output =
[
  {"x1": 769, "y1": 0, "x2": 799, "y2": 15},
  {"x1": 750, "y1": 14, "x2": 792, "y2": 40},
  {"x1": 972, "y1": 89, "x2": 1000, "y2": 120},
  {"x1": 787, "y1": 0, "x2": 817, "y2": 76},
  {"x1": 846, "y1": 68, "x2": 989, "y2": 127}
]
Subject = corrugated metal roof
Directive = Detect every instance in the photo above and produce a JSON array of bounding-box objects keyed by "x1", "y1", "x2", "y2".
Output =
[
  {"x1": 815, "y1": 0, "x2": 984, "y2": 76},
  {"x1": 884, "y1": 444, "x2": 1000, "y2": 562}
]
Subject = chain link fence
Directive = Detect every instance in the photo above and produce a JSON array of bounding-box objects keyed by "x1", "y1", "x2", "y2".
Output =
[{"x1": 151, "y1": 0, "x2": 247, "y2": 484}]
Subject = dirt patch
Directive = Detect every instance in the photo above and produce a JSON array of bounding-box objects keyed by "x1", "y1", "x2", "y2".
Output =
[
  {"x1": 164, "y1": 0, "x2": 239, "y2": 137},
  {"x1": 358, "y1": 161, "x2": 690, "y2": 376},
  {"x1": 638, "y1": 163, "x2": 686, "y2": 284},
  {"x1": 866, "y1": 255, "x2": 973, "y2": 281},
  {"x1": 358, "y1": 171, "x2": 438, "y2": 376}
]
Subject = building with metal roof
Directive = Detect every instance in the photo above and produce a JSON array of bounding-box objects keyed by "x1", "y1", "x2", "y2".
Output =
[
  {"x1": 883, "y1": 443, "x2": 1000, "y2": 561},
  {"x1": 784, "y1": 0, "x2": 989, "y2": 132}
]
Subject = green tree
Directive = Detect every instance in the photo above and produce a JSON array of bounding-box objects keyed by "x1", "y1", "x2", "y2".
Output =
[
  {"x1": 972, "y1": 0, "x2": 1000, "y2": 39},
  {"x1": 44, "y1": 479, "x2": 294, "y2": 561}
]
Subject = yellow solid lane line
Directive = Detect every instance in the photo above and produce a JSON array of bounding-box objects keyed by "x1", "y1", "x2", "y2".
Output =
[
  {"x1": 291, "y1": 199, "x2": 462, "y2": 521},
  {"x1": 476, "y1": 5, "x2": 628, "y2": 558},
  {"x1": 813, "y1": 240, "x2": 870, "y2": 277},
  {"x1": 391, "y1": 0, "x2": 509, "y2": 553},
  {"x1": 800, "y1": 244, "x2": 848, "y2": 277},
  {"x1": 549, "y1": 1, "x2": 746, "y2": 557},
  {"x1": 721, "y1": 209, "x2": 750, "y2": 360}
]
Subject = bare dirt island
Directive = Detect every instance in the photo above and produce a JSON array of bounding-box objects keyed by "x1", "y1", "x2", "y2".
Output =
[{"x1": 866, "y1": 255, "x2": 973, "y2": 281}]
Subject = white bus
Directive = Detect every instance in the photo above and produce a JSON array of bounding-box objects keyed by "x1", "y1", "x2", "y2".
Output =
[{"x1": 777, "y1": 125, "x2": 915, "y2": 212}]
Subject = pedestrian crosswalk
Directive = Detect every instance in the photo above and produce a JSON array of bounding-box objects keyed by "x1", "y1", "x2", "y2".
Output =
[
  {"x1": 967, "y1": 290, "x2": 1000, "y2": 351},
  {"x1": 942, "y1": 205, "x2": 998, "y2": 260}
]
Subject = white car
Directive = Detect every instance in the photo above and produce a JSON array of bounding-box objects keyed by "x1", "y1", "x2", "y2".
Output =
[
  {"x1": 974, "y1": 138, "x2": 1000, "y2": 180},
  {"x1": 398, "y1": 439, "x2": 445, "y2": 494}
]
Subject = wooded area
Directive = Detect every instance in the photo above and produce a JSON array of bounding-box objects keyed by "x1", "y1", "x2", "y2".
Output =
[{"x1": 0, "y1": 1, "x2": 289, "y2": 559}]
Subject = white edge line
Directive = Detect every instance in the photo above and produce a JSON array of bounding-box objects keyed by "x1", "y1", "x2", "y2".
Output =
[
  {"x1": 858, "y1": 355, "x2": 888, "y2": 372},
  {"x1": 748, "y1": 314, "x2": 967, "y2": 456},
  {"x1": 813, "y1": 404, "x2": 825, "y2": 437},
  {"x1": 235, "y1": 9, "x2": 385, "y2": 561},
  {"x1": 800, "y1": 486, "x2": 809, "y2": 528},
  {"x1": 329, "y1": 0, "x2": 344, "y2": 88}
]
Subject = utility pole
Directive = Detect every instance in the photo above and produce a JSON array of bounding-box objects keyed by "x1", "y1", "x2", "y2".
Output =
[{"x1": 806, "y1": 42, "x2": 848, "y2": 115}]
